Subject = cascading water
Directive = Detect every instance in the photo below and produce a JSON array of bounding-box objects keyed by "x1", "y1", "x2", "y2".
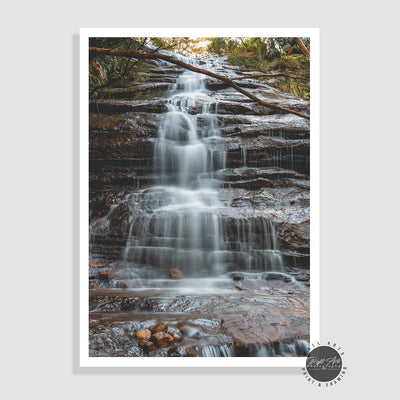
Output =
[
  {"x1": 122, "y1": 57, "x2": 284, "y2": 281},
  {"x1": 88, "y1": 53, "x2": 310, "y2": 358}
]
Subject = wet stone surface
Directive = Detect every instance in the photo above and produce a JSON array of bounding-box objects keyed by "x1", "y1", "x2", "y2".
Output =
[{"x1": 89, "y1": 277, "x2": 309, "y2": 357}]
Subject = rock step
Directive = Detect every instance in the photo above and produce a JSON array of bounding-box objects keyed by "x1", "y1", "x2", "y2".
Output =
[
  {"x1": 91, "y1": 207, "x2": 310, "y2": 265},
  {"x1": 96, "y1": 82, "x2": 170, "y2": 100},
  {"x1": 89, "y1": 112, "x2": 309, "y2": 139},
  {"x1": 90, "y1": 98, "x2": 307, "y2": 116},
  {"x1": 89, "y1": 268, "x2": 310, "y2": 288},
  {"x1": 135, "y1": 73, "x2": 179, "y2": 83},
  {"x1": 119, "y1": 250, "x2": 307, "y2": 273},
  {"x1": 212, "y1": 88, "x2": 309, "y2": 110},
  {"x1": 89, "y1": 131, "x2": 309, "y2": 159},
  {"x1": 89, "y1": 112, "x2": 161, "y2": 136},
  {"x1": 88, "y1": 172, "x2": 309, "y2": 193},
  {"x1": 90, "y1": 100, "x2": 167, "y2": 114},
  {"x1": 218, "y1": 167, "x2": 308, "y2": 181}
]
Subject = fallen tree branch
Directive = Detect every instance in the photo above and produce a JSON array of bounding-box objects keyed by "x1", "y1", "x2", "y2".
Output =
[{"x1": 89, "y1": 47, "x2": 310, "y2": 120}]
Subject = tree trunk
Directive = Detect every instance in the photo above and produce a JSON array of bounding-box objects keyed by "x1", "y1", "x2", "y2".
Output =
[{"x1": 89, "y1": 47, "x2": 310, "y2": 120}]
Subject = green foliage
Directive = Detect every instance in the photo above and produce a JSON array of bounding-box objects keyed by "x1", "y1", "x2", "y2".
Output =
[
  {"x1": 207, "y1": 37, "x2": 310, "y2": 61},
  {"x1": 207, "y1": 37, "x2": 229, "y2": 55},
  {"x1": 88, "y1": 36, "x2": 311, "y2": 100},
  {"x1": 274, "y1": 37, "x2": 309, "y2": 57},
  {"x1": 228, "y1": 51, "x2": 310, "y2": 100},
  {"x1": 278, "y1": 54, "x2": 309, "y2": 70},
  {"x1": 214, "y1": 37, "x2": 311, "y2": 99},
  {"x1": 88, "y1": 37, "x2": 170, "y2": 94},
  {"x1": 226, "y1": 39, "x2": 239, "y2": 52},
  {"x1": 151, "y1": 37, "x2": 168, "y2": 49},
  {"x1": 228, "y1": 52, "x2": 270, "y2": 71}
]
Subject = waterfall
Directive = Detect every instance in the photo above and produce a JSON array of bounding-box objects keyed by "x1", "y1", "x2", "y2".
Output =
[
  {"x1": 88, "y1": 52, "x2": 310, "y2": 359},
  {"x1": 122, "y1": 57, "x2": 284, "y2": 280}
]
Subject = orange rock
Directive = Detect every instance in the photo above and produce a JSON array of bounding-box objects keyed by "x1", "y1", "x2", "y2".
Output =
[
  {"x1": 152, "y1": 322, "x2": 168, "y2": 334},
  {"x1": 136, "y1": 329, "x2": 151, "y2": 341},
  {"x1": 169, "y1": 268, "x2": 184, "y2": 279}
]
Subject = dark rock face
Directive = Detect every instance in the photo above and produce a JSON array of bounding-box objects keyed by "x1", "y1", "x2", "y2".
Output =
[
  {"x1": 88, "y1": 58, "x2": 311, "y2": 357},
  {"x1": 276, "y1": 221, "x2": 310, "y2": 255}
]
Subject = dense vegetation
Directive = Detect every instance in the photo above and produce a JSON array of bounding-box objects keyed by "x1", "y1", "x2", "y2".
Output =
[
  {"x1": 206, "y1": 37, "x2": 310, "y2": 100},
  {"x1": 89, "y1": 37, "x2": 310, "y2": 100},
  {"x1": 89, "y1": 38, "x2": 161, "y2": 92}
]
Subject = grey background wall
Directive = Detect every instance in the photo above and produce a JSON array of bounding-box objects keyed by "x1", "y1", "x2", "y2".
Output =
[{"x1": 1, "y1": 1, "x2": 398, "y2": 398}]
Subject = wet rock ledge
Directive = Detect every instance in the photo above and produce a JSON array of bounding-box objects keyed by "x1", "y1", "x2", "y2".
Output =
[{"x1": 89, "y1": 275, "x2": 310, "y2": 357}]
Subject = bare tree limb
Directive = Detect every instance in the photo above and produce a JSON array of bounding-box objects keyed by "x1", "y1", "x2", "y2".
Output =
[{"x1": 89, "y1": 47, "x2": 310, "y2": 120}]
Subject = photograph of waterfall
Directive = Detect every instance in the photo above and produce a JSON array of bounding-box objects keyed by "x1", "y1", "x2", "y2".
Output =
[{"x1": 81, "y1": 29, "x2": 319, "y2": 366}]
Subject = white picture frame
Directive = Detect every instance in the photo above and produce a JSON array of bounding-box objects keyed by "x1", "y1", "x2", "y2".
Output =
[{"x1": 80, "y1": 28, "x2": 320, "y2": 367}]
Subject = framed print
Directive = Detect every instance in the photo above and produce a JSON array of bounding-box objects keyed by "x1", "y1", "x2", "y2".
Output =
[{"x1": 80, "y1": 28, "x2": 319, "y2": 367}]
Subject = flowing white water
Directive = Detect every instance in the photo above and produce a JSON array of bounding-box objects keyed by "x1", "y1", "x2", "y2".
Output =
[
  {"x1": 123, "y1": 57, "x2": 284, "y2": 280},
  {"x1": 202, "y1": 344, "x2": 234, "y2": 357},
  {"x1": 248, "y1": 340, "x2": 310, "y2": 357}
]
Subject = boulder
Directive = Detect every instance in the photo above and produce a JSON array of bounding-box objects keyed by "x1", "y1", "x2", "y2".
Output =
[
  {"x1": 136, "y1": 329, "x2": 151, "y2": 341},
  {"x1": 169, "y1": 268, "x2": 184, "y2": 280},
  {"x1": 151, "y1": 322, "x2": 168, "y2": 334},
  {"x1": 138, "y1": 340, "x2": 155, "y2": 351},
  {"x1": 231, "y1": 273, "x2": 245, "y2": 281},
  {"x1": 264, "y1": 273, "x2": 292, "y2": 283},
  {"x1": 151, "y1": 332, "x2": 174, "y2": 347}
]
